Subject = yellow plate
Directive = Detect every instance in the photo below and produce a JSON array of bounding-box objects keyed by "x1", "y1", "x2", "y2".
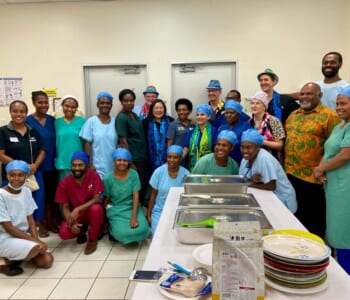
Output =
[{"x1": 271, "y1": 229, "x2": 324, "y2": 244}]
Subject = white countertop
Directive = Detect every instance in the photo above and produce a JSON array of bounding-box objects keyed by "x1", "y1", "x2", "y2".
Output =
[{"x1": 131, "y1": 187, "x2": 350, "y2": 299}]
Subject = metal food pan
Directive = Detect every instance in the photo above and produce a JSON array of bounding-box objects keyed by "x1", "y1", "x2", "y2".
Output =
[
  {"x1": 173, "y1": 208, "x2": 273, "y2": 244},
  {"x1": 179, "y1": 193, "x2": 260, "y2": 208},
  {"x1": 183, "y1": 175, "x2": 248, "y2": 194}
]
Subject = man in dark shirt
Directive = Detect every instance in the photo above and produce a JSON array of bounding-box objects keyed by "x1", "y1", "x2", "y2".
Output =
[
  {"x1": 257, "y1": 68, "x2": 299, "y2": 124},
  {"x1": 207, "y1": 80, "x2": 225, "y2": 122}
]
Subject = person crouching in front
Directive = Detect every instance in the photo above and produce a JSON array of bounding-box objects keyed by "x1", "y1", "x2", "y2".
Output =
[
  {"x1": 55, "y1": 151, "x2": 104, "y2": 255},
  {"x1": 0, "y1": 160, "x2": 53, "y2": 276}
]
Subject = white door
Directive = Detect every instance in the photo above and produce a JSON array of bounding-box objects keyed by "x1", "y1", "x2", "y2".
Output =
[
  {"x1": 171, "y1": 61, "x2": 237, "y2": 117},
  {"x1": 83, "y1": 64, "x2": 148, "y2": 117}
]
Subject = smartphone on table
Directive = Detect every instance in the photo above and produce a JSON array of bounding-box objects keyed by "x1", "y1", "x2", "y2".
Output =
[{"x1": 129, "y1": 270, "x2": 163, "y2": 282}]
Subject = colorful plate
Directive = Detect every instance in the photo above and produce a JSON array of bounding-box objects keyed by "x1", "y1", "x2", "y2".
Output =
[
  {"x1": 263, "y1": 234, "x2": 331, "y2": 262},
  {"x1": 265, "y1": 268, "x2": 326, "y2": 284},
  {"x1": 271, "y1": 229, "x2": 324, "y2": 244},
  {"x1": 264, "y1": 256, "x2": 329, "y2": 273},
  {"x1": 265, "y1": 272, "x2": 327, "y2": 288},
  {"x1": 264, "y1": 264, "x2": 326, "y2": 282},
  {"x1": 264, "y1": 251, "x2": 330, "y2": 267},
  {"x1": 265, "y1": 276, "x2": 329, "y2": 295}
]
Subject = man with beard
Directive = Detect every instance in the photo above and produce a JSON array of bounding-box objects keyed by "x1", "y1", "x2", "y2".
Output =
[
  {"x1": 191, "y1": 130, "x2": 239, "y2": 175},
  {"x1": 257, "y1": 68, "x2": 299, "y2": 124},
  {"x1": 317, "y1": 52, "x2": 349, "y2": 111},
  {"x1": 285, "y1": 82, "x2": 339, "y2": 238},
  {"x1": 55, "y1": 151, "x2": 104, "y2": 255}
]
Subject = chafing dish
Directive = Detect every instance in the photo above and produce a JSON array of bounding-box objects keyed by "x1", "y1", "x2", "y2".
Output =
[
  {"x1": 179, "y1": 193, "x2": 260, "y2": 208},
  {"x1": 183, "y1": 175, "x2": 248, "y2": 194},
  {"x1": 173, "y1": 207, "x2": 273, "y2": 244}
]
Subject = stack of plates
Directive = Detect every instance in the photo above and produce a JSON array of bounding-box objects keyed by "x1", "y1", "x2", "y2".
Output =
[{"x1": 263, "y1": 234, "x2": 331, "y2": 294}]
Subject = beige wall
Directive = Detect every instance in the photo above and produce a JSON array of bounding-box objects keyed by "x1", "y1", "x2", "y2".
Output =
[{"x1": 0, "y1": 0, "x2": 349, "y2": 120}]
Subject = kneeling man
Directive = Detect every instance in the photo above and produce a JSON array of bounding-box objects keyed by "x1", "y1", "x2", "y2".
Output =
[{"x1": 55, "y1": 151, "x2": 104, "y2": 255}]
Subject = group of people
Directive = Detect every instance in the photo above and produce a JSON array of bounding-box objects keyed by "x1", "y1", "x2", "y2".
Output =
[{"x1": 0, "y1": 51, "x2": 350, "y2": 276}]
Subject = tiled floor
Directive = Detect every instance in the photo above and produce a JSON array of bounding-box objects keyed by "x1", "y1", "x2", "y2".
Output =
[{"x1": 0, "y1": 233, "x2": 149, "y2": 300}]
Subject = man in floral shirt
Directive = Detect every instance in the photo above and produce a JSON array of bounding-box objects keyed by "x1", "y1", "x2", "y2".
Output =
[{"x1": 285, "y1": 82, "x2": 340, "y2": 238}]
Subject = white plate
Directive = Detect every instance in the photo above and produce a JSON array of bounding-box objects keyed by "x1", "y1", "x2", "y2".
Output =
[
  {"x1": 265, "y1": 276, "x2": 329, "y2": 295},
  {"x1": 157, "y1": 274, "x2": 211, "y2": 300},
  {"x1": 192, "y1": 243, "x2": 212, "y2": 274},
  {"x1": 263, "y1": 234, "x2": 331, "y2": 262}
]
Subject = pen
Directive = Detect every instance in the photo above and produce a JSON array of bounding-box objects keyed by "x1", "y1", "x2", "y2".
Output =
[{"x1": 167, "y1": 261, "x2": 191, "y2": 275}]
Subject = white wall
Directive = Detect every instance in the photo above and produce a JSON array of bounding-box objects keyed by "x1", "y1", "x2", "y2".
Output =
[{"x1": 0, "y1": 0, "x2": 349, "y2": 119}]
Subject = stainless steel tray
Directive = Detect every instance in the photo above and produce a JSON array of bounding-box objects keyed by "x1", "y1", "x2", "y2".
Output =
[
  {"x1": 173, "y1": 207, "x2": 273, "y2": 244},
  {"x1": 183, "y1": 175, "x2": 248, "y2": 194},
  {"x1": 179, "y1": 193, "x2": 260, "y2": 208}
]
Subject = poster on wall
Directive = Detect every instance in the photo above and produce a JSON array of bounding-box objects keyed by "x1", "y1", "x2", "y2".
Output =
[{"x1": 0, "y1": 77, "x2": 23, "y2": 106}]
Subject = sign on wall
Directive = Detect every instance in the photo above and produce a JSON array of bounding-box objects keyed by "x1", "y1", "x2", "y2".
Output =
[{"x1": 0, "y1": 77, "x2": 23, "y2": 106}]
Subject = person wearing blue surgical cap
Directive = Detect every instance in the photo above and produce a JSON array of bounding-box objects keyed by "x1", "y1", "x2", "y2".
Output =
[
  {"x1": 55, "y1": 151, "x2": 104, "y2": 255},
  {"x1": 314, "y1": 85, "x2": 350, "y2": 275},
  {"x1": 103, "y1": 148, "x2": 149, "y2": 244},
  {"x1": 0, "y1": 160, "x2": 53, "y2": 276},
  {"x1": 79, "y1": 91, "x2": 118, "y2": 179},
  {"x1": 183, "y1": 104, "x2": 218, "y2": 171},
  {"x1": 147, "y1": 145, "x2": 189, "y2": 235},
  {"x1": 224, "y1": 89, "x2": 251, "y2": 122},
  {"x1": 239, "y1": 129, "x2": 297, "y2": 213},
  {"x1": 215, "y1": 100, "x2": 252, "y2": 164},
  {"x1": 192, "y1": 130, "x2": 239, "y2": 175}
]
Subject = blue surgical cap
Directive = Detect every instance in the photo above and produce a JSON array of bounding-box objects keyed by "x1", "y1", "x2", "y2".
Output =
[
  {"x1": 196, "y1": 104, "x2": 212, "y2": 116},
  {"x1": 6, "y1": 160, "x2": 30, "y2": 174},
  {"x1": 224, "y1": 100, "x2": 243, "y2": 114},
  {"x1": 97, "y1": 91, "x2": 113, "y2": 103},
  {"x1": 338, "y1": 86, "x2": 350, "y2": 98},
  {"x1": 71, "y1": 151, "x2": 90, "y2": 165},
  {"x1": 112, "y1": 148, "x2": 132, "y2": 161},
  {"x1": 241, "y1": 129, "x2": 264, "y2": 146},
  {"x1": 218, "y1": 130, "x2": 238, "y2": 145},
  {"x1": 167, "y1": 145, "x2": 183, "y2": 157}
]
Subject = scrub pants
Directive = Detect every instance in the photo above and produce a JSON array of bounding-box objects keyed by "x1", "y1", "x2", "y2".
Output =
[{"x1": 58, "y1": 203, "x2": 103, "y2": 241}]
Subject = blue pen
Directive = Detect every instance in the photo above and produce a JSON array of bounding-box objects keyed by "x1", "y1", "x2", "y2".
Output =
[{"x1": 168, "y1": 261, "x2": 191, "y2": 275}]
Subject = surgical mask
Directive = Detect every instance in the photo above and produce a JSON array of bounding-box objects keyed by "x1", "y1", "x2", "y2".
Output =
[{"x1": 8, "y1": 182, "x2": 25, "y2": 191}]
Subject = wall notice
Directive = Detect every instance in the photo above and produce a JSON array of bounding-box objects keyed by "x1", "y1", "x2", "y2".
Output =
[{"x1": 0, "y1": 77, "x2": 23, "y2": 106}]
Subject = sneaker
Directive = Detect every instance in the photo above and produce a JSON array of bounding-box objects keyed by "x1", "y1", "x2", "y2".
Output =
[
  {"x1": 84, "y1": 241, "x2": 97, "y2": 255},
  {"x1": 0, "y1": 260, "x2": 24, "y2": 276}
]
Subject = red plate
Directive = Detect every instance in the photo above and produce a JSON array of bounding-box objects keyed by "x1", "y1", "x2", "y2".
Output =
[
  {"x1": 264, "y1": 252, "x2": 330, "y2": 267},
  {"x1": 264, "y1": 255, "x2": 329, "y2": 273}
]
